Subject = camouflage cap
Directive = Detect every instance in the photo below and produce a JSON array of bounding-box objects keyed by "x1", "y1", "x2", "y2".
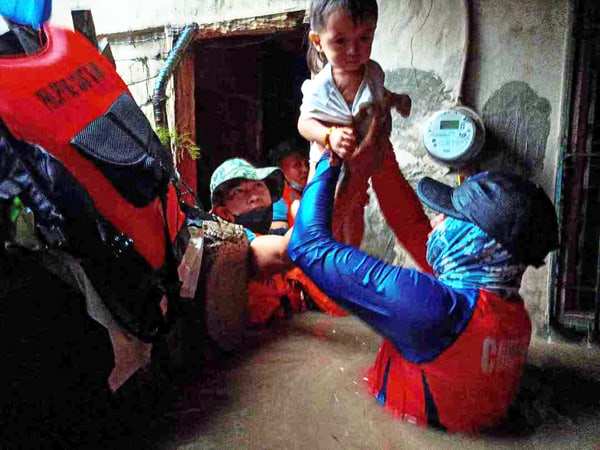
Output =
[{"x1": 210, "y1": 158, "x2": 284, "y2": 207}]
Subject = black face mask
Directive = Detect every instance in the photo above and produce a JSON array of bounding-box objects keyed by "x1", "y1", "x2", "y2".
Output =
[{"x1": 235, "y1": 205, "x2": 273, "y2": 234}]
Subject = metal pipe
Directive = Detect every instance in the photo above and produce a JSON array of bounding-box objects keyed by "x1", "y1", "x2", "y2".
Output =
[
  {"x1": 153, "y1": 22, "x2": 198, "y2": 130},
  {"x1": 544, "y1": 150, "x2": 564, "y2": 342}
]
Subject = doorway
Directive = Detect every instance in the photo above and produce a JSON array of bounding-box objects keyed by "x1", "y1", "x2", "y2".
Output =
[{"x1": 192, "y1": 28, "x2": 309, "y2": 209}]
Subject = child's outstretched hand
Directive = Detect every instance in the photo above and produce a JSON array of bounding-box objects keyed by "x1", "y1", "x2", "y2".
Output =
[{"x1": 328, "y1": 125, "x2": 357, "y2": 160}]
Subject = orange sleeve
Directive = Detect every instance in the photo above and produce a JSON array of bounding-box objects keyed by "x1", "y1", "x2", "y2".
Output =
[{"x1": 371, "y1": 144, "x2": 433, "y2": 273}]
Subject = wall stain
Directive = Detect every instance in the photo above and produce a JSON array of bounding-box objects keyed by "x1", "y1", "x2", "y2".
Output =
[
  {"x1": 385, "y1": 68, "x2": 454, "y2": 159},
  {"x1": 479, "y1": 81, "x2": 551, "y2": 178}
]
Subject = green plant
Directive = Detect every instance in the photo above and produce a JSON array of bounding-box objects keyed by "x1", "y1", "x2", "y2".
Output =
[{"x1": 155, "y1": 127, "x2": 201, "y2": 163}]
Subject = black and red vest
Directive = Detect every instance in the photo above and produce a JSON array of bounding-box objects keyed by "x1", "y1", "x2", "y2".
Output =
[{"x1": 0, "y1": 26, "x2": 186, "y2": 340}]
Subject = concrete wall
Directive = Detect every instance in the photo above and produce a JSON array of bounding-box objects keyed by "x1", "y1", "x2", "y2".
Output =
[
  {"x1": 50, "y1": 0, "x2": 307, "y2": 34},
  {"x1": 365, "y1": 0, "x2": 570, "y2": 334},
  {"x1": 48, "y1": 0, "x2": 571, "y2": 332},
  {"x1": 49, "y1": 0, "x2": 308, "y2": 130}
]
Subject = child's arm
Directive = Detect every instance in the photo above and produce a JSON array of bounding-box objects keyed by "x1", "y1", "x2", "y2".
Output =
[{"x1": 297, "y1": 115, "x2": 356, "y2": 160}]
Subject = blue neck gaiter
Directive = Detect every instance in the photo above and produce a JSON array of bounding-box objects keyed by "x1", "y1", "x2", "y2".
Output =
[{"x1": 426, "y1": 217, "x2": 526, "y2": 298}]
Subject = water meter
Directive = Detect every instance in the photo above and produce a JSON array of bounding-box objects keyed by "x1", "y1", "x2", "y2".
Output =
[{"x1": 422, "y1": 106, "x2": 485, "y2": 166}]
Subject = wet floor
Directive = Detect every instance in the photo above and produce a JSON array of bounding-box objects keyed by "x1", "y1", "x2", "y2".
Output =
[{"x1": 128, "y1": 312, "x2": 599, "y2": 450}]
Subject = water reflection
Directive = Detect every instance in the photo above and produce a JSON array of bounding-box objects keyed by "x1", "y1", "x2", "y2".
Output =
[{"x1": 159, "y1": 313, "x2": 600, "y2": 449}]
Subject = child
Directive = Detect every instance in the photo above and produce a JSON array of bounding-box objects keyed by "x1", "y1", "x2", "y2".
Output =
[{"x1": 298, "y1": 0, "x2": 431, "y2": 271}]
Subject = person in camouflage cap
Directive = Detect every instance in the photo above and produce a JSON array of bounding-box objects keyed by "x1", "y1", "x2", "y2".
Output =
[
  {"x1": 210, "y1": 157, "x2": 284, "y2": 222},
  {"x1": 209, "y1": 157, "x2": 293, "y2": 279}
]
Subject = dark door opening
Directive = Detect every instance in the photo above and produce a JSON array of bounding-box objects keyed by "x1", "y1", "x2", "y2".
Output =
[
  {"x1": 555, "y1": 0, "x2": 600, "y2": 336},
  {"x1": 193, "y1": 29, "x2": 309, "y2": 209}
]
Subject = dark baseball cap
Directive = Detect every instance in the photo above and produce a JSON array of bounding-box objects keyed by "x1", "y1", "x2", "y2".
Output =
[{"x1": 417, "y1": 171, "x2": 559, "y2": 267}]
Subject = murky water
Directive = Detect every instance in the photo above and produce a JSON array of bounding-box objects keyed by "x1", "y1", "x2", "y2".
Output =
[{"x1": 145, "y1": 312, "x2": 600, "y2": 450}]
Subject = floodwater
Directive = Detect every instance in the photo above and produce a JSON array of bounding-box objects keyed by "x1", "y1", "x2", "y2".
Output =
[{"x1": 120, "y1": 312, "x2": 600, "y2": 449}]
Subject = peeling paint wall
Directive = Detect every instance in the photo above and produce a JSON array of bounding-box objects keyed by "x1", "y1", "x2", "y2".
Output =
[
  {"x1": 100, "y1": 30, "x2": 171, "y2": 122},
  {"x1": 480, "y1": 81, "x2": 552, "y2": 177},
  {"x1": 48, "y1": 0, "x2": 571, "y2": 331}
]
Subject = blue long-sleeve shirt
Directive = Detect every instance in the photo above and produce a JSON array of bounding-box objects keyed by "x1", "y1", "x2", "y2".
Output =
[{"x1": 288, "y1": 156, "x2": 478, "y2": 363}]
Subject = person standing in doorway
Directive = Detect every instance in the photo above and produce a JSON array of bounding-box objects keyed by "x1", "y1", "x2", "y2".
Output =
[{"x1": 269, "y1": 137, "x2": 310, "y2": 233}]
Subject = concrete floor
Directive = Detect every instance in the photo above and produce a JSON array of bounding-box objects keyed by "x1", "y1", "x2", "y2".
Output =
[{"x1": 118, "y1": 312, "x2": 600, "y2": 449}]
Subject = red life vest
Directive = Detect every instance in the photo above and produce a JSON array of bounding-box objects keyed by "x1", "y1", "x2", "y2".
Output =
[
  {"x1": 0, "y1": 25, "x2": 185, "y2": 270},
  {"x1": 247, "y1": 274, "x2": 304, "y2": 325},
  {"x1": 366, "y1": 290, "x2": 531, "y2": 433},
  {"x1": 280, "y1": 183, "x2": 301, "y2": 228}
]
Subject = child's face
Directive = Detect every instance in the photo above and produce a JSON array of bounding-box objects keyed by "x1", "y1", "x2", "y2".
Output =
[
  {"x1": 280, "y1": 152, "x2": 309, "y2": 189},
  {"x1": 310, "y1": 10, "x2": 376, "y2": 73}
]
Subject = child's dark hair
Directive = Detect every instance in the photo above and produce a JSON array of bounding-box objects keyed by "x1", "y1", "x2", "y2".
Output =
[{"x1": 306, "y1": 0, "x2": 379, "y2": 73}]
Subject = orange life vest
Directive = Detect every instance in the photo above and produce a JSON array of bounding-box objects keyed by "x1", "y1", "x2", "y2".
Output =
[
  {"x1": 246, "y1": 229, "x2": 304, "y2": 324},
  {"x1": 247, "y1": 274, "x2": 304, "y2": 324},
  {"x1": 0, "y1": 25, "x2": 185, "y2": 269},
  {"x1": 0, "y1": 26, "x2": 186, "y2": 340}
]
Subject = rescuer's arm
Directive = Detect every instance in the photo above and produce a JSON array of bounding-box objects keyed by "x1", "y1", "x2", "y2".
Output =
[
  {"x1": 249, "y1": 228, "x2": 294, "y2": 279},
  {"x1": 288, "y1": 155, "x2": 476, "y2": 362}
]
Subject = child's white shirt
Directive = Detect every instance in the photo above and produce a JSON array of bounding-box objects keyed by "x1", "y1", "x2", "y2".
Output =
[{"x1": 300, "y1": 59, "x2": 385, "y2": 163}]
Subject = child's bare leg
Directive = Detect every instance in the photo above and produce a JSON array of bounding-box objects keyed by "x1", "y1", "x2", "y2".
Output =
[{"x1": 372, "y1": 142, "x2": 432, "y2": 272}]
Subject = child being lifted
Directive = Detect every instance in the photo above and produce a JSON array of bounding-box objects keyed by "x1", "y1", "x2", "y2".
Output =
[{"x1": 298, "y1": 0, "x2": 431, "y2": 271}]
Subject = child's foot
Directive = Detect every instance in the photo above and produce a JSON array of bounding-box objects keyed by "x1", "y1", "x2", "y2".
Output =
[{"x1": 391, "y1": 93, "x2": 412, "y2": 118}]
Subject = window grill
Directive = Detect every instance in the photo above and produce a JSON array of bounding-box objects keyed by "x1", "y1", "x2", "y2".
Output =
[{"x1": 555, "y1": 0, "x2": 600, "y2": 336}]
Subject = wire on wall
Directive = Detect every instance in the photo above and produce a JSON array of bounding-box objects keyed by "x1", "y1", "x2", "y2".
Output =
[
  {"x1": 409, "y1": 0, "x2": 434, "y2": 89},
  {"x1": 456, "y1": 0, "x2": 471, "y2": 105}
]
